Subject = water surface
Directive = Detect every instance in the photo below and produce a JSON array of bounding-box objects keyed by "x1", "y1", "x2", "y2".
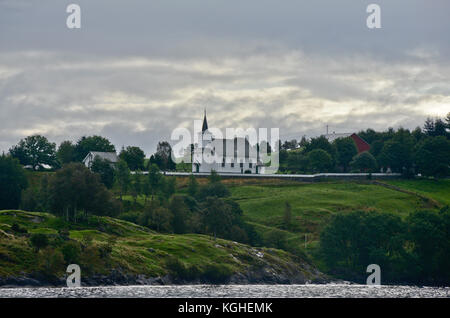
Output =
[{"x1": 0, "y1": 284, "x2": 448, "y2": 298}]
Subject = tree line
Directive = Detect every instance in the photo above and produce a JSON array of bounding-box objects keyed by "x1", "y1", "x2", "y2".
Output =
[
  {"x1": 278, "y1": 114, "x2": 450, "y2": 177},
  {"x1": 8, "y1": 134, "x2": 176, "y2": 172},
  {"x1": 319, "y1": 208, "x2": 450, "y2": 286}
]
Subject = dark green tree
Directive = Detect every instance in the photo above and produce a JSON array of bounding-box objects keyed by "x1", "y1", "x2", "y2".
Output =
[
  {"x1": 148, "y1": 164, "x2": 162, "y2": 200},
  {"x1": 9, "y1": 135, "x2": 57, "y2": 170},
  {"x1": 307, "y1": 149, "x2": 333, "y2": 172},
  {"x1": 48, "y1": 163, "x2": 120, "y2": 221},
  {"x1": 0, "y1": 155, "x2": 28, "y2": 210},
  {"x1": 187, "y1": 174, "x2": 198, "y2": 197},
  {"x1": 115, "y1": 160, "x2": 131, "y2": 201},
  {"x1": 30, "y1": 233, "x2": 49, "y2": 251},
  {"x1": 57, "y1": 140, "x2": 76, "y2": 165},
  {"x1": 415, "y1": 136, "x2": 450, "y2": 177},
  {"x1": 334, "y1": 137, "x2": 358, "y2": 172},
  {"x1": 131, "y1": 170, "x2": 142, "y2": 203},
  {"x1": 91, "y1": 156, "x2": 115, "y2": 188},
  {"x1": 350, "y1": 151, "x2": 378, "y2": 172},
  {"x1": 119, "y1": 146, "x2": 145, "y2": 171}
]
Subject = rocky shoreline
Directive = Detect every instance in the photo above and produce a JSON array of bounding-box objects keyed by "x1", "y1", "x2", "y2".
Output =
[{"x1": 0, "y1": 266, "x2": 330, "y2": 288}]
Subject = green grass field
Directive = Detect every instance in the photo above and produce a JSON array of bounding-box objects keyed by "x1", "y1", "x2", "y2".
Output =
[
  {"x1": 385, "y1": 179, "x2": 450, "y2": 206},
  {"x1": 229, "y1": 179, "x2": 449, "y2": 252}
]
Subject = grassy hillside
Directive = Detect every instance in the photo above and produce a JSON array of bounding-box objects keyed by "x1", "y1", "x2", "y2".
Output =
[
  {"x1": 0, "y1": 210, "x2": 322, "y2": 284},
  {"x1": 229, "y1": 179, "x2": 448, "y2": 253},
  {"x1": 384, "y1": 179, "x2": 450, "y2": 206}
]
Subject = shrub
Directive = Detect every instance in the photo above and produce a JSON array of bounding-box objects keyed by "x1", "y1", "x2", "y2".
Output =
[
  {"x1": 37, "y1": 247, "x2": 65, "y2": 280},
  {"x1": 350, "y1": 151, "x2": 377, "y2": 172},
  {"x1": 165, "y1": 257, "x2": 200, "y2": 281},
  {"x1": 11, "y1": 223, "x2": 27, "y2": 234},
  {"x1": 201, "y1": 264, "x2": 233, "y2": 284},
  {"x1": 30, "y1": 233, "x2": 49, "y2": 251},
  {"x1": 61, "y1": 241, "x2": 82, "y2": 264}
]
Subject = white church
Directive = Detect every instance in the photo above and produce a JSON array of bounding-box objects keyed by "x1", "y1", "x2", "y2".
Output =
[{"x1": 192, "y1": 111, "x2": 263, "y2": 174}]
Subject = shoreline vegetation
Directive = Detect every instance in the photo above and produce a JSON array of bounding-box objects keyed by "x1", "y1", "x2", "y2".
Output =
[{"x1": 0, "y1": 210, "x2": 328, "y2": 288}]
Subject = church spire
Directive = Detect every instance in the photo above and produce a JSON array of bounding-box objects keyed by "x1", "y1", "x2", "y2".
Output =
[{"x1": 202, "y1": 109, "x2": 208, "y2": 133}]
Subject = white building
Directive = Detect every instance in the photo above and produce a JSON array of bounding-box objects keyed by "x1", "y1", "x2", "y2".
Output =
[
  {"x1": 82, "y1": 151, "x2": 118, "y2": 169},
  {"x1": 192, "y1": 112, "x2": 263, "y2": 174}
]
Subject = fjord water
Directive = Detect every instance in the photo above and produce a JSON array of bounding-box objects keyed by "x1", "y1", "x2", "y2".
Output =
[{"x1": 0, "y1": 284, "x2": 448, "y2": 298}]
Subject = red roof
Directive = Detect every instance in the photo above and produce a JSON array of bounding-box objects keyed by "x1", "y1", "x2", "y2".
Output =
[{"x1": 350, "y1": 133, "x2": 371, "y2": 153}]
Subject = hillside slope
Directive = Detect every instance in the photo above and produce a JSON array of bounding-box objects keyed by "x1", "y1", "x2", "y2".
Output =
[
  {"x1": 0, "y1": 210, "x2": 327, "y2": 287},
  {"x1": 230, "y1": 180, "x2": 446, "y2": 251}
]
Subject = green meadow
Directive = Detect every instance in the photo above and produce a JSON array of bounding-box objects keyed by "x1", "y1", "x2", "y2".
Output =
[{"x1": 229, "y1": 179, "x2": 449, "y2": 252}]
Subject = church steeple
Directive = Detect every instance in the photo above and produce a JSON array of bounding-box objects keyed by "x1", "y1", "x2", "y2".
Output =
[{"x1": 202, "y1": 109, "x2": 208, "y2": 133}]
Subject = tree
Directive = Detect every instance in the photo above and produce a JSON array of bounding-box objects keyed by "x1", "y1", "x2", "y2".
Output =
[
  {"x1": 119, "y1": 146, "x2": 145, "y2": 171},
  {"x1": 115, "y1": 160, "x2": 131, "y2": 201},
  {"x1": 378, "y1": 129, "x2": 414, "y2": 173},
  {"x1": 91, "y1": 156, "x2": 115, "y2": 188},
  {"x1": 57, "y1": 140, "x2": 76, "y2": 165},
  {"x1": 307, "y1": 149, "x2": 333, "y2": 173},
  {"x1": 170, "y1": 195, "x2": 189, "y2": 234},
  {"x1": 9, "y1": 135, "x2": 57, "y2": 170},
  {"x1": 334, "y1": 137, "x2": 358, "y2": 172},
  {"x1": 434, "y1": 119, "x2": 448, "y2": 137},
  {"x1": 203, "y1": 197, "x2": 233, "y2": 239},
  {"x1": 415, "y1": 136, "x2": 450, "y2": 178},
  {"x1": 131, "y1": 170, "x2": 142, "y2": 203},
  {"x1": 319, "y1": 211, "x2": 407, "y2": 283},
  {"x1": 208, "y1": 170, "x2": 221, "y2": 183},
  {"x1": 369, "y1": 140, "x2": 384, "y2": 158},
  {"x1": 163, "y1": 177, "x2": 176, "y2": 199},
  {"x1": 61, "y1": 241, "x2": 82, "y2": 264},
  {"x1": 149, "y1": 204, "x2": 173, "y2": 232},
  {"x1": 74, "y1": 135, "x2": 116, "y2": 162},
  {"x1": 48, "y1": 163, "x2": 120, "y2": 221},
  {"x1": 304, "y1": 136, "x2": 337, "y2": 163},
  {"x1": 142, "y1": 178, "x2": 151, "y2": 204},
  {"x1": 357, "y1": 129, "x2": 380, "y2": 145},
  {"x1": 148, "y1": 164, "x2": 162, "y2": 200},
  {"x1": 151, "y1": 141, "x2": 176, "y2": 171},
  {"x1": 187, "y1": 174, "x2": 198, "y2": 197},
  {"x1": 30, "y1": 233, "x2": 49, "y2": 251},
  {"x1": 424, "y1": 117, "x2": 447, "y2": 137},
  {"x1": 350, "y1": 151, "x2": 378, "y2": 172},
  {"x1": 0, "y1": 155, "x2": 28, "y2": 210}
]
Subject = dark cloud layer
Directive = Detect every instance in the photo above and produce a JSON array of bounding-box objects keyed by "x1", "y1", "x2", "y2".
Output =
[{"x1": 0, "y1": 1, "x2": 449, "y2": 155}]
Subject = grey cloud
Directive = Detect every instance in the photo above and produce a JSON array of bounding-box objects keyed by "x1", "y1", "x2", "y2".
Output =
[{"x1": 1, "y1": 1, "x2": 449, "y2": 154}]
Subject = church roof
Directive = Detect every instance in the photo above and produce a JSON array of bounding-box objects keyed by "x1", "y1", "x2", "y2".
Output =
[{"x1": 202, "y1": 110, "x2": 208, "y2": 133}]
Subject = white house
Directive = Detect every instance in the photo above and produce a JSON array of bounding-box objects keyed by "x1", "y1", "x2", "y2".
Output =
[
  {"x1": 192, "y1": 112, "x2": 263, "y2": 174},
  {"x1": 82, "y1": 151, "x2": 118, "y2": 169}
]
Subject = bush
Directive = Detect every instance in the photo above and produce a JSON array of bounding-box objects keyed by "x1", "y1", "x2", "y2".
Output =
[
  {"x1": 265, "y1": 230, "x2": 288, "y2": 250},
  {"x1": 61, "y1": 241, "x2": 82, "y2": 264},
  {"x1": 30, "y1": 233, "x2": 49, "y2": 251},
  {"x1": 11, "y1": 223, "x2": 27, "y2": 234},
  {"x1": 165, "y1": 257, "x2": 200, "y2": 281},
  {"x1": 350, "y1": 151, "x2": 377, "y2": 172},
  {"x1": 119, "y1": 212, "x2": 141, "y2": 224},
  {"x1": 197, "y1": 183, "x2": 230, "y2": 200},
  {"x1": 201, "y1": 264, "x2": 233, "y2": 284},
  {"x1": 37, "y1": 247, "x2": 65, "y2": 280}
]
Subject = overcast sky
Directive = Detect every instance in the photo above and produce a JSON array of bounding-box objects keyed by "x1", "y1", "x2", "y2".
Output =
[{"x1": 1, "y1": 0, "x2": 449, "y2": 155}]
